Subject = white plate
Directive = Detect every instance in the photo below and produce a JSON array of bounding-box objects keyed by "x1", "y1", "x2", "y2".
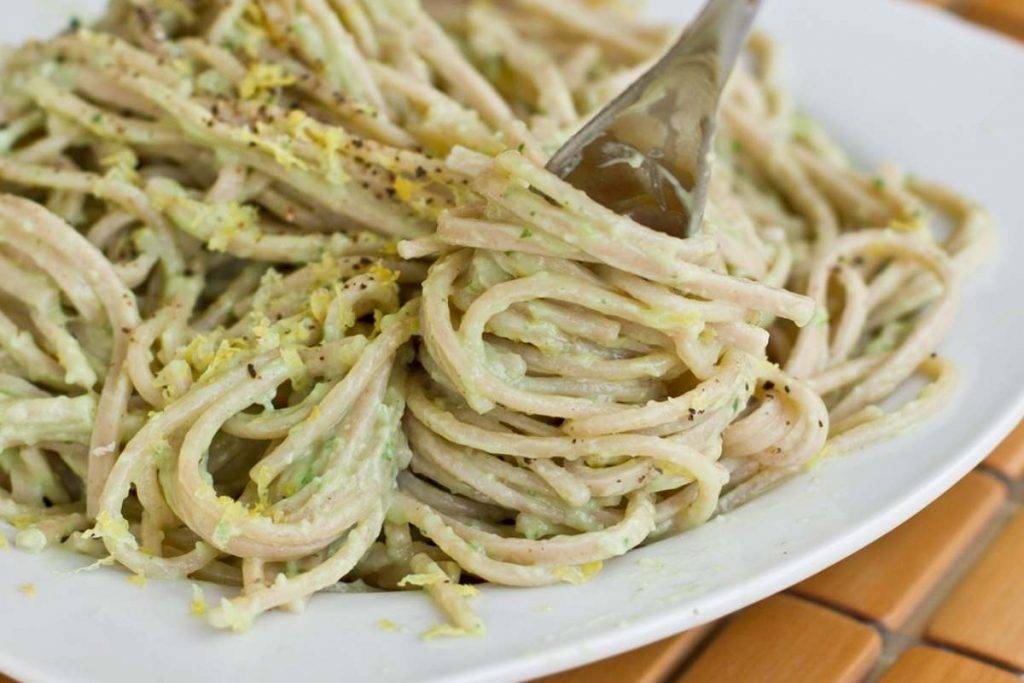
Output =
[{"x1": 2, "y1": 1, "x2": 1023, "y2": 682}]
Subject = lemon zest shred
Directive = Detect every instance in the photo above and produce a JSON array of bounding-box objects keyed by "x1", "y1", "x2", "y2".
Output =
[
  {"x1": 369, "y1": 262, "x2": 400, "y2": 285},
  {"x1": 81, "y1": 511, "x2": 139, "y2": 550},
  {"x1": 190, "y1": 584, "x2": 208, "y2": 616},
  {"x1": 397, "y1": 572, "x2": 445, "y2": 588},
  {"x1": 237, "y1": 127, "x2": 308, "y2": 170},
  {"x1": 9, "y1": 514, "x2": 37, "y2": 530},
  {"x1": 377, "y1": 618, "x2": 401, "y2": 632},
  {"x1": 553, "y1": 561, "x2": 603, "y2": 585},
  {"x1": 238, "y1": 62, "x2": 296, "y2": 100},
  {"x1": 309, "y1": 288, "x2": 332, "y2": 323},
  {"x1": 454, "y1": 584, "x2": 479, "y2": 598},
  {"x1": 212, "y1": 496, "x2": 255, "y2": 547},
  {"x1": 209, "y1": 598, "x2": 254, "y2": 632},
  {"x1": 890, "y1": 211, "x2": 926, "y2": 232},
  {"x1": 253, "y1": 464, "x2": 273, "y2": 501}
]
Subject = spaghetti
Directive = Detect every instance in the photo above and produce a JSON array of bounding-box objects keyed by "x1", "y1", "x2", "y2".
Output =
[{"x1": 0, "y1": 0, "x2": 990, "y2": 636}]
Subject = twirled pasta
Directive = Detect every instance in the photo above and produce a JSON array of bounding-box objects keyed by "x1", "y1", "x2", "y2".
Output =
[{"x1": 0, "y1": 0, "x2": 989, "y2": 636}]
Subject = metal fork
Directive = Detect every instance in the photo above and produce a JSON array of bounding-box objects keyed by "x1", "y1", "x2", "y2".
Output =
[{"x1": 546, "y1": 0, "x2": 763, "y2": 239}]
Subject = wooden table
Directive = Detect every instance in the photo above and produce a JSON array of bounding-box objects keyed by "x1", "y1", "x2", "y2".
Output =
[{"x1": 929, "y1": 0, "x2": 1024, "y2": 40}]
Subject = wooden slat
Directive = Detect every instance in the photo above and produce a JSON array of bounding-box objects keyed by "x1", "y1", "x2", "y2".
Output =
[
  {"x1": 677, "y1": 595, "x2": 881, "y2": 683},
  {"x1": 985, "y1": 423, "x2": 1024, "y2": 479},
  {"x1": 793, "y1": 472, "x2": 1004, "y2": 629},
  {"x1": 927, "y1": 513, "x2": 1024, "y2": 670},
  {"x1": 882, "y1": 646, "x2": 1018, "y2": 683},
  {"x1": 535, "y1": 625, "x2": 713, "y2": 683},
  {"x1": 957, "y1": 0, "x2": 1024, "y2": 40}
]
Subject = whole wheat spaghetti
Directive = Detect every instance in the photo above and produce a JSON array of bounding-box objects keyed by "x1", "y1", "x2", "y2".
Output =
[{"x1": 0, "y1": 0, "x2": 989, "y2": 635}]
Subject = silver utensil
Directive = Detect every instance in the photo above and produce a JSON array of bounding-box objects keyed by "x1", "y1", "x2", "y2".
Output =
[{"x1": 546, "y1": 0, "x2": 762, "y2": 238}]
